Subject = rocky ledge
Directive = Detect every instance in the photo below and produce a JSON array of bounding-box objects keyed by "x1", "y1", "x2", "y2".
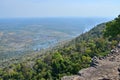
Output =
[{"x1": 61, "y1": 43, "x2": 120, "y2": 80}]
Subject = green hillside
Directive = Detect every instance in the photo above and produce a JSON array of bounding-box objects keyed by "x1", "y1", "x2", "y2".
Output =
[{"x1": 0, "y1": 16, "x2": 120, "y2": 80}]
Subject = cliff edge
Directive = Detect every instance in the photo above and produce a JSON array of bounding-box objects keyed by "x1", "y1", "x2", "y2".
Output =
[{"x1": 62, "y1": 43, "x2": 120, "y2": 80}]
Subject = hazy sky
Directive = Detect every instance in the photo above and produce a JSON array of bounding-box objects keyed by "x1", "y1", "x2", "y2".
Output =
[{"x1": 0, "y1": 0, "x2": 120, "y2": 18}]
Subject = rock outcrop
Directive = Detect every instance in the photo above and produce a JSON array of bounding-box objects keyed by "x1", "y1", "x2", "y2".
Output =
[{"x1": 61, "y1": 43, "x2": 120, "y2": 80}]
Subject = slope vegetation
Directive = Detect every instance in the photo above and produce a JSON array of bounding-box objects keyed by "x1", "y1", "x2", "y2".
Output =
[
  {"x1": 0, "y1": 17, "x2": 119, "y2": 80},
  {"x1": 62, "y1": 44, "x2": 120, "y2": 80}
]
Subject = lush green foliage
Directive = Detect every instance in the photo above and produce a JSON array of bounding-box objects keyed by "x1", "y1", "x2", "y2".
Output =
[
  {"x1": 104, "y1": 15, "x2": 120, "y2": 39},
  {"x1": 0, "y1": 19, "x2": 119, "y2": 80}
]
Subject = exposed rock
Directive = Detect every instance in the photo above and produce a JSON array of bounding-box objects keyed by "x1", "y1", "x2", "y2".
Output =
[
  {"x1": 78, "y1": 67, "x2": 97, "y2": 77},
  {"x1": 111, "y1": 48, "x2": 119, "y2": 53},
  {"x1": 118, "y1": 65, "x2": 120, "y2": 72},
  {"x1": 118, "y1": 43, "x2": 120, "y2": 48},
  {"x1": 91, "y1": 56, "x2": 99, "y2": 67},
  {"x1": 61, "y1": 45, "x2": 120, "y2": 80},
  {"x1": 61, "y1": 75, "x2": 83, "y2": 80}
]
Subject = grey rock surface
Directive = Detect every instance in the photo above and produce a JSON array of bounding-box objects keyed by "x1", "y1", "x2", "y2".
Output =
[{"x1": 61, "y1": 45, "x2": 120, "y2": 80}]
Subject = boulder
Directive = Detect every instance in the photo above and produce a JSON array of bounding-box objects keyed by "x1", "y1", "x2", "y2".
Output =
[
  {"x1": 118, "y1": 43, "x2": 120, "y2": 48},
  {"x1": 91, "y1": 56, "x2": 99, "y2": 67},
  {"x1": 78, "y1": 67, "x2": 97, "y2": 77}
]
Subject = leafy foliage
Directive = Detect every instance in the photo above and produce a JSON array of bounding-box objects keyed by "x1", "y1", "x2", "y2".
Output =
[
  {"x1": 104, "y1": 15, "x2": 120, "y2": 39},
  {"x1": 0, "y1": 17, "x2": 119, "y2": 80}
]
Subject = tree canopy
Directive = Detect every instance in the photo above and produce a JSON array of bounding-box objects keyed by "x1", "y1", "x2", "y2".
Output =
[
  {"x1": 0, "y1": 16, "x2": 119, "y2": 80},
  {"x1": 104, "y1": 15, "x2": 120, "y2": 39}
]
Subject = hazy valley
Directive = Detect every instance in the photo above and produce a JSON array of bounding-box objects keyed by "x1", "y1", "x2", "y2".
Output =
[{"x1": 0, "y1": 18, "x2": 109, "y2": 63}]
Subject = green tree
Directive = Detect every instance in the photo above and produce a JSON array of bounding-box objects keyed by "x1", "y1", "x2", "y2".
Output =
[{"x1": 104, "y1": 15, "x2": 120, "y2": 39}]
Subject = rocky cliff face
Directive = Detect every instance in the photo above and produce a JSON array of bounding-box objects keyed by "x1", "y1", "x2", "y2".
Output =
[{"x1": 61, "y1": 43, "x2": 120, "y2": 80}]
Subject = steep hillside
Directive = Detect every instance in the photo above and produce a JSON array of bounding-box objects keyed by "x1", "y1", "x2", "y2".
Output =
[
  {"x1": 62, "y1": 43, "x2": 120, "y2": 80},
  {"x1": 0, "y1": 17, "x2": 119, "y2": 80},
  {"x1": 61, "y1": 15, "x2": 120, "y2": 80}
]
